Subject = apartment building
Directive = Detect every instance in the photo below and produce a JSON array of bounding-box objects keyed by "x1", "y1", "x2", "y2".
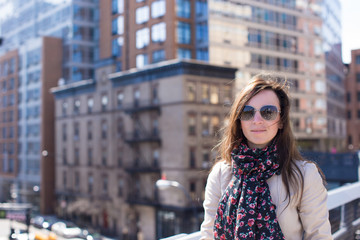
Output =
[
  {"x1": 345, "y1": 49, "x2": 360, "y2": 151},
  {"x1": 103, "y1": 0, "x2": 346, "y2": 151},
  {"x1": 0, "y1": 0, "x2": 97, "y2": 212},
  {"x1": 51, "y1": 59, "x2": 236, "y2": 239},
  {"x1": 0, "y1": 37, "x2": 62, "y2": 213}
]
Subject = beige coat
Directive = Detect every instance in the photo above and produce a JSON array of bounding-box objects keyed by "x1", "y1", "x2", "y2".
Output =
[{"x1": 200, "y1": 160, "x2": 333, "y2": 240}]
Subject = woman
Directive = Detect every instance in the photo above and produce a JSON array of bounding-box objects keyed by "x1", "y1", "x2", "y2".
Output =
[{"x1": 200, "y1": 74, "x2": 332, "y2": 239}]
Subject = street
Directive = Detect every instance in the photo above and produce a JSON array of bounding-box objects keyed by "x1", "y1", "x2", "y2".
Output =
[{"x1": 0, "y1": 219, "x2": 64, "y2": 240}]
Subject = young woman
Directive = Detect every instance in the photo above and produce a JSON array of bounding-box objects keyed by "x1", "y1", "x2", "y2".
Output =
[{"x1": 200, "y1": 74, "x2": 332, "y2": 239}]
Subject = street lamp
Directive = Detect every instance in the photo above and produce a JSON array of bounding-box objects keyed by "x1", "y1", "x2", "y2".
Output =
[{"x1": 155, "y1": 179, "x2": 199, "y2": 230}]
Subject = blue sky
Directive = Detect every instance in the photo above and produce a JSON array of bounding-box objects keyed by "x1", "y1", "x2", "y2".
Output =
[{"x1": 340, "y1": 0, "x2": 360, "y2": 63}]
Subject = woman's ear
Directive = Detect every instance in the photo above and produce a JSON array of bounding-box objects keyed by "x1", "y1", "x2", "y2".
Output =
[{"x1": 278, "y1": 123, "x2": 283, "y2": 129}]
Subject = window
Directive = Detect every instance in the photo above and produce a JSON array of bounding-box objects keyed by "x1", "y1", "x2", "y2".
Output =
[
  {"x1": 358, "y1": 110, "x2": 360, "y2": 119},
  {"x1": 201, "y1": 114, "x2": 210, "y2": 136},
  {"x1": 202, "y1": 149, "x2": 210, "y2": 168},
  {"x1": 356, "y1": 55, "x2": 360, "y2": 65},
  {"x1": 118, "y1": 178, "x2": 124, "y2": 197},
  {"x1": 112, "y1": 37, "x2": 124, "y2": 57},
  {"x1": 177, "y1": 0, "x2": 191, "y2": 18},
  {"x1": 102, "y1": 148, "x2": 107, "y2": 166},
  {"x1": 88, "y1": 175, "x2": 93, "y2": 193},
  {"x1": 63, "y1": 171, "x2": 67, "y2": 188},
  {"x1": 151, "y1": 0, "x2": 166, "y2": 18},
  {"x1": 347, "y1": 92, "x2": 351, "y2": 103},
  {"x1": 357, "y1": 73, "x2": 360, "y2": 83},
  {"x1": 136, "y1": 28, "x2": 150, "y2": 49},
  {"x1": 153, "y1": 149, "x2": 159, "y2": 166},
  {"x1": 201, "y1": 83, "x2": 210, "y2": 103},
  {"x1": 74, "y1": 148, "x2": 80, "y2": 165},
  {"x1": 103, "y1": 176, "x2": 108, "y2": 194},
  {"x1": 177, "y1": 22, "x2": 191, "y2": 44},
  {"x1": 62, "y1": 124, "x2": 67, "y2": 141},
  {"x1": 87, "y1": 121, "x2": 92, "y2": 140},
  {"x1": 87, "y1": 148, "x2": 93, "y2": 166},
  {"x1": 211, "y1": 115, "x2": 220, "y2": 136},
  {"x1": 189, "y1": 147, "x2": 196, "y2": 168},
  {"x1": 75, "y1": 172, "x2": 80, "y2": 189},
  {"x1": 62, "y1": 101, "x2": 68, "y2": 116},
  {"x1": 178, "y1": 48, "x2": 191, "y2": 59},
  {"x1": 101, "y1": 94, "x2": 108, "y2": 111},
  {"x1": 101, "y1": 120, "x2": 108, "y2": 139},
  {"x1": 136, "y1": 6, "x2": 149, "y2": 24},
  {"x1": 196, "y1": 22, "x2": 208, "y2": 43},
  {"x1": 152, "y1": 49, "x2": 165, "y2": 63},
  {"x1": 117, "y1": 118, "x2": 124, "y2": 138},
  {"x1": 223, "y1": 85, "x2": 231, "y2": 104},
  {"x1": 210, "y1": 85, "x2": 219, "y2": 104},
  {"x1": 190, "y1": 181, "x2": 196, "y2": 200},
  {"x1": 63, "y1": 148, "x2": 67, "y2": 165},
  {"x1": 358, "y1": 91, "x2": 360, "y2": 102},
  {"x1": 74, "y1": 99, "x2": 80, "y2": 114},
  {"x1": 134, "y1": 89, "x2": 140, "y2": 106},
  {"x1": 188, "y1": 114, "x2": 196, "y2": 135},
  {"x1": 74, "y1": 122, "x2": 80, "y2": 141},
  {"x1": 152, "y1": 22, "x2": 166, "y2": 42},
  {"x1": 187, "y1": 82, "x2": 196, "y2": 101},
  {"x1": 196, "y1": 49, "x2": 208, "y2": 61},
  {"x1": 112, "y1": 16, "x2": 124, "y2": 35},
  {"x1": 117, "y1": 91, "x2": 124, "y2": 107},
  {"x1": 87, "y1": 97, "x2": 94, "y2": 113},
  {"x1": 112, "y1": 0, "x2": 124, "y2": 14},
  {"x1": 136, "y1": 54, "x2": 148, "y2": 68}
]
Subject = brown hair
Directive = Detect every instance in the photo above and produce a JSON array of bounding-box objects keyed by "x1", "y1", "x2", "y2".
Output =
[{"x1": 216, "y1": 73, "x2": 304, "y2": 204}]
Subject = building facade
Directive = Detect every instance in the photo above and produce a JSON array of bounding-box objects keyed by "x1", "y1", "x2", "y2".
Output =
[
  {"x1": 52, "y1": 59, "x2": 236, "y2": 239},
  {"x1": 0, "y1": 0, "x2": 97, "y2": 211},
  {"x1": 345, "y1": 49, "x2": 360, "y2": 151},
  {"x1": 103, "y1": 0, "x2": 345, "y2": 151}
]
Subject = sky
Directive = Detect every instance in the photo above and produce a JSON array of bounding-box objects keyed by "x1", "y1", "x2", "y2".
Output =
[{"x1": 340, "y1": 0, "x2": 360, "y2": 63}]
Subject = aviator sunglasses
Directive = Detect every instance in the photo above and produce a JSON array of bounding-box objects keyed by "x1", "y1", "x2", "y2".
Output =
[{"x1": 239, "y1": 105, "x2": 281, "y2": 121}]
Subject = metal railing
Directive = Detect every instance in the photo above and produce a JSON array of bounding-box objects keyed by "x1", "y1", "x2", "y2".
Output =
[{"x1": 162, "y1": 181, "x2": 360, "y2": 240}]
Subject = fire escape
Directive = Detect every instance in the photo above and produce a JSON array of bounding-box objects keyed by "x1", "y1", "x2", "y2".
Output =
[{"x1": 123, "y1": 96, "x2": 161, "y2": 206}]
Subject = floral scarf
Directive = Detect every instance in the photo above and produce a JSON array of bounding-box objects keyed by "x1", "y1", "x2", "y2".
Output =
[{"x1": 213, "y1": 142, "x2": 285, "y2": 239}]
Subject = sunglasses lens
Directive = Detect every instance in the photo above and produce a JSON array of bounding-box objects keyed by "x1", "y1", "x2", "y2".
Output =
[
  {"x1": 260, "y1": 105, "x2": 279, "y2": 120},
  {"x1": 240, "y1": 106, "x2": 255, "y2": 120}
]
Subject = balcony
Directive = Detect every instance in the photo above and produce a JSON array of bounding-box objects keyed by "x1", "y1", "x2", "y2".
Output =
[
  {"x1": 127, "y1": 193, "x2": 158, "y2": 206},
  {"x1": 125, "y1": 160, "x2": 161, "y2": 173},
  {"x1": 124, "y1": 130, "x2": 161, "y2": 144},
  {"x1": 123, "y1": 99, "x2": 161, "y2": 114}
]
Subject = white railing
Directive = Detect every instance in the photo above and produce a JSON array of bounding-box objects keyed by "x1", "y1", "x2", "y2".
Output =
[{"x1": 161, "y1": 181, "x2": 360, "y2": 240}]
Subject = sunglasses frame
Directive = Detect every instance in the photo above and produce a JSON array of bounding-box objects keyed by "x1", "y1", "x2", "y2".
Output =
[{"x1": 239, "y1": 105, "x2": 281, "y2": 121}]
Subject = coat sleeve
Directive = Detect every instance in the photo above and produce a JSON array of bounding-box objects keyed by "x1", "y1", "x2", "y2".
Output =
[
  {"x1": 200, "y1": 162, "x2": 223, "y2": 240},
  {"x1": 298, "y1": 162, "x2": 333, "y2": 240}
]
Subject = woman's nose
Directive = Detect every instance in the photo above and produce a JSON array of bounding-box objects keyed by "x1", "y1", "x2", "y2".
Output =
[{"x1": 253, "y1": 111, "x2": 263, "y2": 122}]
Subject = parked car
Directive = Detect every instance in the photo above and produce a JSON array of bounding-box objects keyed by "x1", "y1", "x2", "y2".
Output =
[
  {"x1": 9, "y1": 228, "x2": 35, "y2": 240},
  {"x1": 31, "y1": 215, "x2": 58, "y2": 230},
  {"x1": 51, "y1": 221, "x2": 82, "y2": 238}
]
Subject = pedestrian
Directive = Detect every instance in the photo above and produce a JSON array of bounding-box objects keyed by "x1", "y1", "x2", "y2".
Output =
[{"x1": 200, "y1": 74, "x2": 332, "y2": 239}]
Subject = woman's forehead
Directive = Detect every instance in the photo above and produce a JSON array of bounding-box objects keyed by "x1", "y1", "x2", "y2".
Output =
[{"x1": 246, "y1": 90, "x2": 280, "y2": 106}]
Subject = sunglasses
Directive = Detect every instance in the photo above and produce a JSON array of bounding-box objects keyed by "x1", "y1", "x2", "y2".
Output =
[{"x1": 239, "y1": 105, "x2": 280, "y2": 121}]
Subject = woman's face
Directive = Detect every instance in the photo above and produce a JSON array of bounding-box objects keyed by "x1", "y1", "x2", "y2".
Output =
[{"x1": 240, "y1": 90, "x2": 282, "y2": 149}]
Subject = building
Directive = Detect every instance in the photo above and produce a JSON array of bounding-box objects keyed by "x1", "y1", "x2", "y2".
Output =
[
  {"x1": 0, "y1": 0, "x2": 97, "y2": 212},
  {"x1": 0, "y1": 37, "x2": 62, "y2": 213},
  {"x1": 102, "y1": 0, "x2": 345, "y2": 151},
  {"x1": 51, "y1": 59, "x2": 237, "y2": 239},
  {"x1": 345, "y1": 49, "x2": 360, "y2": 151}
]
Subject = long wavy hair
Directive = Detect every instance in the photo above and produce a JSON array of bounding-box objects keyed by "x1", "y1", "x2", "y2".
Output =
[{"x1": 216, "y1": 73, "x2": 305, "y2": 203}]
